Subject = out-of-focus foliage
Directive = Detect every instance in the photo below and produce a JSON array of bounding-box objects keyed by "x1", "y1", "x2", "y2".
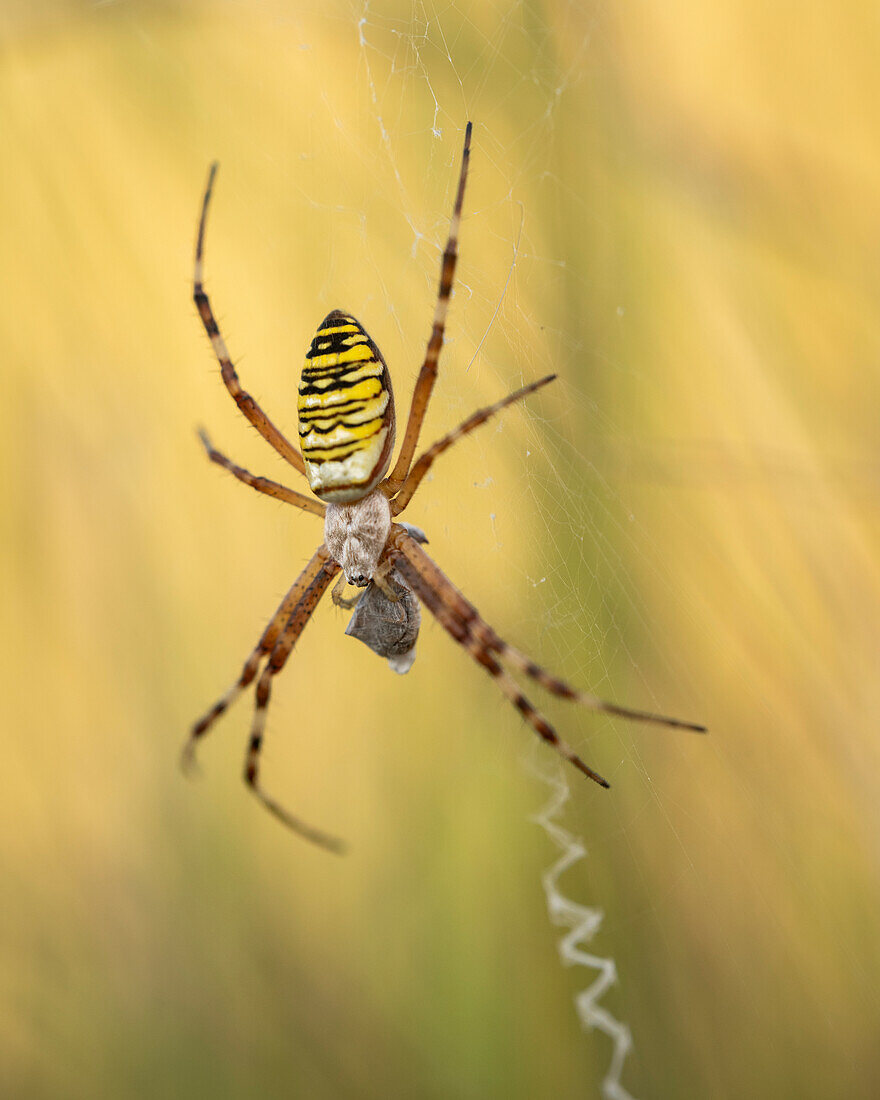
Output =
[{"x1": 2, "y1": 2, "x2": 878, "y2": 1097}]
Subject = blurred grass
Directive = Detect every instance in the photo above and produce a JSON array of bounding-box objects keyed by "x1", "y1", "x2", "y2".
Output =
[{"x1": 2, "y1": 2, "x2": 879, "y2": 1097}]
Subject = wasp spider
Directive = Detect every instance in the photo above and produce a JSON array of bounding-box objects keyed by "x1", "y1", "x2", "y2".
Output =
[{"x1": 184, "y1": 123, "x2": 706, "y2": 852}]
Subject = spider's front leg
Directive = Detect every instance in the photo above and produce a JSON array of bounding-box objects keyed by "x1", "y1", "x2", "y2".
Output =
[
  {"x1": 370, "y1": 558, "x2": 401, "y2": 603},
  {"x1": 183, "y1": 545, "x2": 332, "y2": 772},
  {"x1": 246, "y1": 555, "x2": 345, "y2": 852},
  {"x1": 390, "y1": 527, "x2": 705, "y2": 786}
]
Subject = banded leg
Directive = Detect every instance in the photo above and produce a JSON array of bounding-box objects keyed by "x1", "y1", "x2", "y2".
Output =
[
  {"x1": 183, "y1": 545, "x2": 332, "y2": 771},
  {"x1": 383, "y1": 122, "x2": 473, "y2": 496},
  {"x1": 391, "y1": 526, "x2": 706, "y2": 733},
  {"x1": 198, "y1": 430, "x2": 325, "y2": 517},
  {"x1": 246, "y1": 558, "x2": 344, "y2": 852},
  {"x1": 393, "y1": 542, "x2": 608, "y2": 786},
  {"x1": 494, "y1": 643, "x2": 706, "y2": 733},
  {"x1": 194, "y1": 163, "x2": 307, "y2": 476},
  {"x1": 391, "y1": 374, "x2": 556, "y2": 515}
]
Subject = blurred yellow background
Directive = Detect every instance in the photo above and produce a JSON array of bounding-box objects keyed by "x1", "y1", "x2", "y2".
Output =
[{"x1": 2, "y1": 2, "x2": 879, "y2": 1097}]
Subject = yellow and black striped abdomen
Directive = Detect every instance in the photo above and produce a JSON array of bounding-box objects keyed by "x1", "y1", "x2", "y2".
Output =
[{"x1": 298, "y1": 311, "x2": 396, "y2": 503}]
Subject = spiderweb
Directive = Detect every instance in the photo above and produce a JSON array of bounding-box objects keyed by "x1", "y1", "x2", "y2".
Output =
[
  {"x1": 531, "y1": 765, "x2": 635, "y2": 1100},
  {"x1": 3, "y1": 4, "x2": 874, "y2": 1099},
  {"x1": 343, "y1": 4, "x2": 694, "y2": 1097}
]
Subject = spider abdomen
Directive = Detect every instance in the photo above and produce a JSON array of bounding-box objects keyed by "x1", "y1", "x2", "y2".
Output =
[{"x1": 298, "y1": 311, "x2": 396, "y2": 503}]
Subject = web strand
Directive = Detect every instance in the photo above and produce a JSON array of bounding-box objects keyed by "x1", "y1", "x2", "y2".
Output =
[{"x1": 532, "y1": 768, "x2": 638, "y2": 1100}]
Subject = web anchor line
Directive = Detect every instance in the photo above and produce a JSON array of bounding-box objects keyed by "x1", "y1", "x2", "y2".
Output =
[{"x1": 532, "y1": 773, "x2": 638, "y2": 1100}]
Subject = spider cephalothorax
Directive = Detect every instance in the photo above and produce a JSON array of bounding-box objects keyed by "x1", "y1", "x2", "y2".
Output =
[
  {"x1": 323, "y1": 489, "x2": 392, "y2": 588},
  {"x1": 185, "y1": 122, "x2": 706, "y2": 852}
]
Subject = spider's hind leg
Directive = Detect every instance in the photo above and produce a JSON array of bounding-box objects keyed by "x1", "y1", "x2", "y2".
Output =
[
  {"x1": 382, "y1": 122, "x2": 473, "y2": 496},
  {"x1": 390, "y1": 374, "x2": 556, "y2": 516},
  {"x1": 193, "y1": 163, "x2": 307, "y2": 477}
]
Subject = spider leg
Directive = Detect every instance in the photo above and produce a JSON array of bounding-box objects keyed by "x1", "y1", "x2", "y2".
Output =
[
  {"x1": 471, "y1": 648, "x2": 609, "y2": 786},
  {"x1": 389, "y1": 535, "x2": 608, "y2": 785},
  {"x1": 194, "y1": 163, "x2": 307, "y2": 477},
  {"x1": 371, "y1": 558, "x2": 401, "y2": 603},
  {"x1": 391, "y1": 374, "x2": 556, "y2": 516},
  {"x1": 198, "y1": 430, "x2": 325, "y2": 517},
  {"x1": 491, "y1": 643, "x2": 707, "y2": 733},
  {"x1": 391, "y1": 526, "x2": 705, "y2": 751},
  {"x1": 383, "y1": 122, "x2": 473, "y2": 496},
  {"x1": 246, "y1": 556, "x2": 345, "y2": 852},
  {"x1": 183, "y1": 546, "x2": 332, "y2": 772},
  {"x1": 331, "y1": 575, "x2": 363, "y2": 610}
]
